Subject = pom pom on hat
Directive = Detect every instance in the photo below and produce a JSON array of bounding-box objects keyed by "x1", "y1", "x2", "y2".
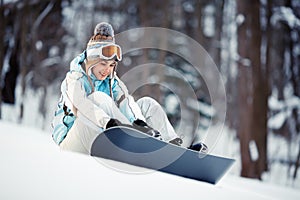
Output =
[{"x1": 94, "y1": 22, "x2": 114, "y2": 37}]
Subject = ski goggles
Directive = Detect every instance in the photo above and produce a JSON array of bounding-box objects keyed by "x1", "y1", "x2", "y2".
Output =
[{"x1": 87, "y1": 43, "x2": 122, "y2": 61}]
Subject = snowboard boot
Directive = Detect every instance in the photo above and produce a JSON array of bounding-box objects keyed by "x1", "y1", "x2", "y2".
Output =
[
  {"x1": 189, "y1": 142, "x2": 208, "y2": 154},
  {"x1": 169, "y1": 137, "x2": 183, "y2": 146}
]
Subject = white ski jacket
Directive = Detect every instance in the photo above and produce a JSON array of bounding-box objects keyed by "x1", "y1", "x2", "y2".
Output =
[{"x1": 52, "y1": 51, "x2": 145, "y2": 144}]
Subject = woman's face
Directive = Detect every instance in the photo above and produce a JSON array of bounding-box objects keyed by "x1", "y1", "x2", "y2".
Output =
[{"x1": 91, "y1": 59, "x2": 116, "y2": 80}]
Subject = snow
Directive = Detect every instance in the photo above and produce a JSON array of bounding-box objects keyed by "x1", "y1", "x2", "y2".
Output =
[
  {"x1": 268, "y1": 89, "x2": 300, "y2": 130},
  {"x1": 0, "y1": 121, "x2": 299, "y2": 200},
  {"x1": 165, "y1": 94, "x2": 179, "y2": 115},
  {"x1": 236, "y1": 14, "x2": 245, "y2": 26},
  {"x1": 186, "y1": 98, "x2": 216, "y2": 117},
  {"x1": 3, "y1": 0, "x2": 19, "y2": 4},
  {"x1": 249, "y1": 140, "x2": 259, "y2": 162},
  {"x1": 268, "y1": 111, "x2": 288, "y2": 130},
  {"x1": 1, "y1": 80, "x2": 60, "y2": 131},
  {"x1": 203, "y1": 4, "x2": 215, "y2": 37},
  {"x1": 182, "y1": 1, "x2": 194, "y2": 13},
  {"x1": 271, "y1": 7, "x2": 300, "y2": 29}
]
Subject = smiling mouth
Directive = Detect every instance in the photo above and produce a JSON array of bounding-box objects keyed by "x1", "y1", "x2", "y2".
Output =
[{"x1": 100, "y1": 72, "x2": 108, "y2": 76}]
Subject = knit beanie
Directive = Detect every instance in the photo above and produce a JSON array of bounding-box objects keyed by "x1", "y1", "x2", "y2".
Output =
[{"x1": 87, "y1": 22, "x2": 115, "y2": 49}]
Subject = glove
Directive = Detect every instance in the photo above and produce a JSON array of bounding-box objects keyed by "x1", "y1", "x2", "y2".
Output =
[
  {"x1": 133, "y1": 119, "x2": 161, "y2": 139},
  {"x1": 106, "y1": 118, "x2": 132, "y2": 129}
]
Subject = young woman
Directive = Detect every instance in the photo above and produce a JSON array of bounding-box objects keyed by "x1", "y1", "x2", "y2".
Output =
[{"x1": 51, "y1": 22, "x2": 206, "y2": 154}]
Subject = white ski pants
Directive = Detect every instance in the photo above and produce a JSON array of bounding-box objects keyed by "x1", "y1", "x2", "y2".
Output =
[{"x1": 60, "y1": 92, "x2": 178, "y2": 154}]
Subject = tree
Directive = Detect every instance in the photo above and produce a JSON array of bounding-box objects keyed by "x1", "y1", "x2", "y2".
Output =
[
  {"x1": 237, "y1": 0, "x2": 268, "y2": 179},
  {"x1": 237, "y1": 0, "x2": 254, "y2": 177},
  {"x1": 266, "y1": 0, "x2": 300, "y2": 181},
  {"x1": 250, "y1": 0, "x2": 268, "y2": 177},
  {"x1": 0, "y1": 0, "x2": 4, "y2": 118}
]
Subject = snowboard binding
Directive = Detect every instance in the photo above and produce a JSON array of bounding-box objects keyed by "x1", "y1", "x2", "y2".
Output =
[{"x1": 189, "y1": 142, "x2": 208, "y2": 154}]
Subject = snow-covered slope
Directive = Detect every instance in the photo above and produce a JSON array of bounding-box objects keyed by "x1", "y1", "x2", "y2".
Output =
[{"x1": 0, "y1": 121, "x2": 299, "y2": 200}]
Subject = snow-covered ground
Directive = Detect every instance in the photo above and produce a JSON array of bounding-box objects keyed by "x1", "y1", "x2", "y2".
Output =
[{"x1": 0, "y1": 121, "x2": 299, "y2": 200}]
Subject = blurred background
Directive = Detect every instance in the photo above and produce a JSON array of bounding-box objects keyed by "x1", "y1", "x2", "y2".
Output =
[{"x1": 0, "y1": 0, "x2": 299, "y2": 189}]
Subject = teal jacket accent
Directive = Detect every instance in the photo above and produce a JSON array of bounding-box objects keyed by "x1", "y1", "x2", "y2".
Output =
[{"x1": 51, "y1": 51, "x2": 145, "y2": 145}]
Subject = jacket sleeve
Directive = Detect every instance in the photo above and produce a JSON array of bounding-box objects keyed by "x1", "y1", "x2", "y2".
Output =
[
  {"x1": 112, "y1": 75, "x2": 146, "y2": 123},
  {"x1": 65, "y1": 71, "x2": 111, "y2": 128}
]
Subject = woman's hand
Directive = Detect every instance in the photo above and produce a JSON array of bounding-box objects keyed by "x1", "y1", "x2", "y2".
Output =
[
  {"x1": 106, "y1": 118, "x2": 131, "y2": 129},
  {"x1": 133, "y1": 119, "x2": 161, "y2": 139}
]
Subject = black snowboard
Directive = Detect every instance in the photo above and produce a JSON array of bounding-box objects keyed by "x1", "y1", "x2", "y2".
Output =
[{"x1": 91, "y1": 126, "x2": 235, "y2": 184}]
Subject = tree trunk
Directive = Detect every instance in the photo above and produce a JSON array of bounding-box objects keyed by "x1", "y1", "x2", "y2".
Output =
[
  {"x1": 195, "y1": 1, "x2": 206, "y2": 47},
  {"x1": 156, "y1": 0, "x2": 169, "y2": 104},
  {"x1": 266, "y1": 0, "x2": 289, "y2": 102},
  {"x1": 237, "y1": 0, "x2": 268, "y2": 180},
  {"x1": 222, "y1": 0, "x2": 238, "y2": 130},
  {"x1": 137, "y1": 0, "x2": 151, "y2": 98},
  {"x1": 249, "y1": 0, "x2": 268, "y2": 178},
  {"x1": 293, "y1": 142, "x2": 300, "y2": 180},
  {"x1": 238, "y1": 0, "x2": 268, "y2": 179},
  {"x1": 0, "y1": 1, "x2": 4, "y2": 119},
  {"x1": 19, "y1": 0, "x2": 30, "y2": 122},
  {"x1": 237, "y1": 0, "x2": 255, "y2": 178}
]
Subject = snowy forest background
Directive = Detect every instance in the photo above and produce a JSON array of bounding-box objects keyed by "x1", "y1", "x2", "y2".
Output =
[{"x1": 1, "y1": 0, "x2": 300, "y2": 189}]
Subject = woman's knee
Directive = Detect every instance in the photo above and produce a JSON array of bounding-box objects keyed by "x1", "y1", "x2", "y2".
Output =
[
  {"x1": 88, "y1": 91, "x2": 122, "y2": 118},
  {"x1": 88, "y1": 91, "x2": 113, "y2": 103},
  {"x1": 137, "y1": 97, "x2": 162, "y2": 116},
  {"x1": 137, "y1": 97, "x2": 160, "y2": 108}
]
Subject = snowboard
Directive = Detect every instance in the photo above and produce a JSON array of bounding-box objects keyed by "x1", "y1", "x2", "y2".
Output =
[{"x1": 91, "y1": 126, "x2": 235, "y2": 184}]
